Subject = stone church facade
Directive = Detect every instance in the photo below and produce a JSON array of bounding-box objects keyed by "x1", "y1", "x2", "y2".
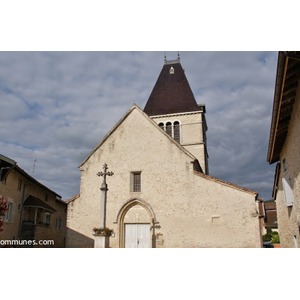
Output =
[{"x1": 66, "y1": 57, "x2": 262, "y2": 248}]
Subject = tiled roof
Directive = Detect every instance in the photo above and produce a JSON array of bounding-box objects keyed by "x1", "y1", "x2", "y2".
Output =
[
  {"x1": 144, "y1": 62, "x2": 200, "y2": 116},
  {"x1": 66, "y1": 193, "x2": 80, "y2": 204},
  {"x1": 23, "y1": 195, "x2": 57, "y2": 212},
  {"x1": 193, "y1": 171, "x2": 258, "y2": 196}
]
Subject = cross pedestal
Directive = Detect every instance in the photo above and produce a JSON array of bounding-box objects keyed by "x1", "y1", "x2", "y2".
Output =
[{"x1": 94, "y1": 235, "x2": 110, "y2": 248}]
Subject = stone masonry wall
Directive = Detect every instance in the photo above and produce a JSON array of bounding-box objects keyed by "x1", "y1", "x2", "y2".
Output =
[
  {"x1": 66, "y1": 107, "x2": 260, "y2": 248},
  {"x1": 276, "y1": 84, "x2": 300, "y2": 247}
]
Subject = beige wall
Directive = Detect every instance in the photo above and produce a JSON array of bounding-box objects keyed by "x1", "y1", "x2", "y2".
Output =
[
  {"x1": 276, "y1": 85, "x2": 300, "y2": 248},
  {"x1": 67, "y1": 107, "x2": 260, "y2": 248}
]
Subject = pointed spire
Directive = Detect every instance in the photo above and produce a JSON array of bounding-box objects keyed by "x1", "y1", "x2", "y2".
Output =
[{"x1": 144, "y1": 58, "x2": 200, "y2": 116}]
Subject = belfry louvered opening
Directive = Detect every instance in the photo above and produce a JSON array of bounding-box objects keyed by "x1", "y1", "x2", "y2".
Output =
[
  {"x1": 166, "y1": 122, "x2": 172, "y2": 137},
  {"x1": 174, "y1": 121, "x2": 180, "y2": 143}
]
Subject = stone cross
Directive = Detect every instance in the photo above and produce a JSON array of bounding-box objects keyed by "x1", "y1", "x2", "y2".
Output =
[
  {"x1": 97, "y1": 163, "x2": 114, "y2": 188},
  {"x1": 96, "y1": 163, "x2": 114, "y2": 229}
]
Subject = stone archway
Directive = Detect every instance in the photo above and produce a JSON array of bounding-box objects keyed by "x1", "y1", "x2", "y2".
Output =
[{"x1": 114, "y1": 198, "x2": 158, "y2": 248}]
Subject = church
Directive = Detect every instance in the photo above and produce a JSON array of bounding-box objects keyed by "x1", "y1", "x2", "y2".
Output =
[{"x1": 66, "y1": 55, "x2": 262, "y2": 248}]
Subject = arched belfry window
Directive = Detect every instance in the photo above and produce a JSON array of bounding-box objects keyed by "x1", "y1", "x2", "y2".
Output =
[
  {"x1": 166, "y1": 122, "x2": 172, "y2": 137},
  {"x1": 158, "y1": 121, "x2": 181, "y2": 143},
  {"x1": 173, "y1": 121, "x2": 180, "y2": 143}
]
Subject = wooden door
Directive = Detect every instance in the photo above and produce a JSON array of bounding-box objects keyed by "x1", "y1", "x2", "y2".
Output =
[{"x1": 125, "y1": 224, "x2": 150, "y2": 248}]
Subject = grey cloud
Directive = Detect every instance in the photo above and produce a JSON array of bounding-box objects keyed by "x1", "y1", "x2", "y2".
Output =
[{"x1": 0, "y1": 51, "x2": 278, "y2": 200}]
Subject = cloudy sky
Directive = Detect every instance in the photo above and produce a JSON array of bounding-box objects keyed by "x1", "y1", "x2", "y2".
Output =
[{"x1": 0, "y1": 51, "x2": 278, "y2": 200}]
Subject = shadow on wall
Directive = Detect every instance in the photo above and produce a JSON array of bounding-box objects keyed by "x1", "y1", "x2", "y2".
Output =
[{"x1": 66, "y1": 228, "x2": 94, "y2": 248}]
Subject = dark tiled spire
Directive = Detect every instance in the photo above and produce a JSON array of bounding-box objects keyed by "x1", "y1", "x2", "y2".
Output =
[{"x1": 144, "y1": 59, "x2": 200, "y2": 116}]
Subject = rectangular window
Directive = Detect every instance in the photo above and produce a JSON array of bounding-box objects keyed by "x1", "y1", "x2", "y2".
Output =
[
  {"x1": 4, "y1": 202, "x2": 16, "y2": 223},
  {"x1": 17, "y1": 179, "x2": 22, "y2": 191},
  {"x1": 56, "y1": 217, "x2": 62, "y2": 229},
  {"x1": 131, "y1": 172, "x2": 141, "y2": 192},
  {"x1": 43, "y1": 213, "x2": 51, "y2": 226}
]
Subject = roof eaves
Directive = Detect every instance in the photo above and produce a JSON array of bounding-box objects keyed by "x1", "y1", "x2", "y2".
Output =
[
  {"x1": 0, "y1": 154, "x2": 17, "y2": 166},
  {"x1": 267, "y1": 52, "x2": 288, "y2": 164},
  {"x1": 23, "y1": 195, "x2": 57, "y2": 213}
]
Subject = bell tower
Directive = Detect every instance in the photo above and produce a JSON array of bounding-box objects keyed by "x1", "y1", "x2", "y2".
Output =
[{"x1": 144, "y1": 55, "x2": 209, "y2": 174}]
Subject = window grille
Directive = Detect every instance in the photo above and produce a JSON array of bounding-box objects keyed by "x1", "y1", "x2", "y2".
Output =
[{"x1": 133, "y1": 173, "x2": 141, "y2": 192}]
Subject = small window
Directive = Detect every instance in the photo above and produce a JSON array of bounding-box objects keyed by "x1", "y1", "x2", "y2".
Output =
[
  {"x1": 166, "y1": 122, "x2": 172, "y2": 137},
  {"x1": 43, "y1": 213, "x2": 51, "y2": 226},
  {"x1": 45, "y1": 194, "x2": 48, "y2": 202},
  {"x1": 169, "y1": 67, "x2": 174, "y2": 74},
  {"x1": 17, "y1": 179, "x2": 22, "y2": 191},
  {"x1": 56, "y1": 217, "x2": 62, "y2": 230},
  {"x1": 131, "y1": 172, "x2": 141, "y2": 192},
  {"x1": 158, "y1": 122, "x2": 164, "y2": 130}
]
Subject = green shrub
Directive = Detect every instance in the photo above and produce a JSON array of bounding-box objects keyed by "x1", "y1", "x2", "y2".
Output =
[
  {"x1": 271, "y1": 234, "x2": 280, "y2": 244},
  {"x1": 262, "y1": 229, "x2": 280, "y2": 244},
  {"x1": 262, "y1": 234, "x2": 272, "y2": 242}
]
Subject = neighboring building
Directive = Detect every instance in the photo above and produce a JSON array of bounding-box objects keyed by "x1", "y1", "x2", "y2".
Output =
[
  {"x1": 258, "y1": 199, "x2": 278, "y2": 235},
  {"x1": 0, "y1": 154, "x2": 67, "y2": 247},
  {"x1": 66, "y1": 57, "x2": 262, "y2": 248},
  {"x1": 267, "y1": 51, "x2": 300, "y2": 248},
  {"x1": 264, "y1": 201, "x2": 278, "y2": 230}
]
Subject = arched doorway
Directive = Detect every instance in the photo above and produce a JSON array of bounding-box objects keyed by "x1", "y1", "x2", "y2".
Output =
[{"x1": 114, "y1": 198, "x2": 158, "y2": 248}]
